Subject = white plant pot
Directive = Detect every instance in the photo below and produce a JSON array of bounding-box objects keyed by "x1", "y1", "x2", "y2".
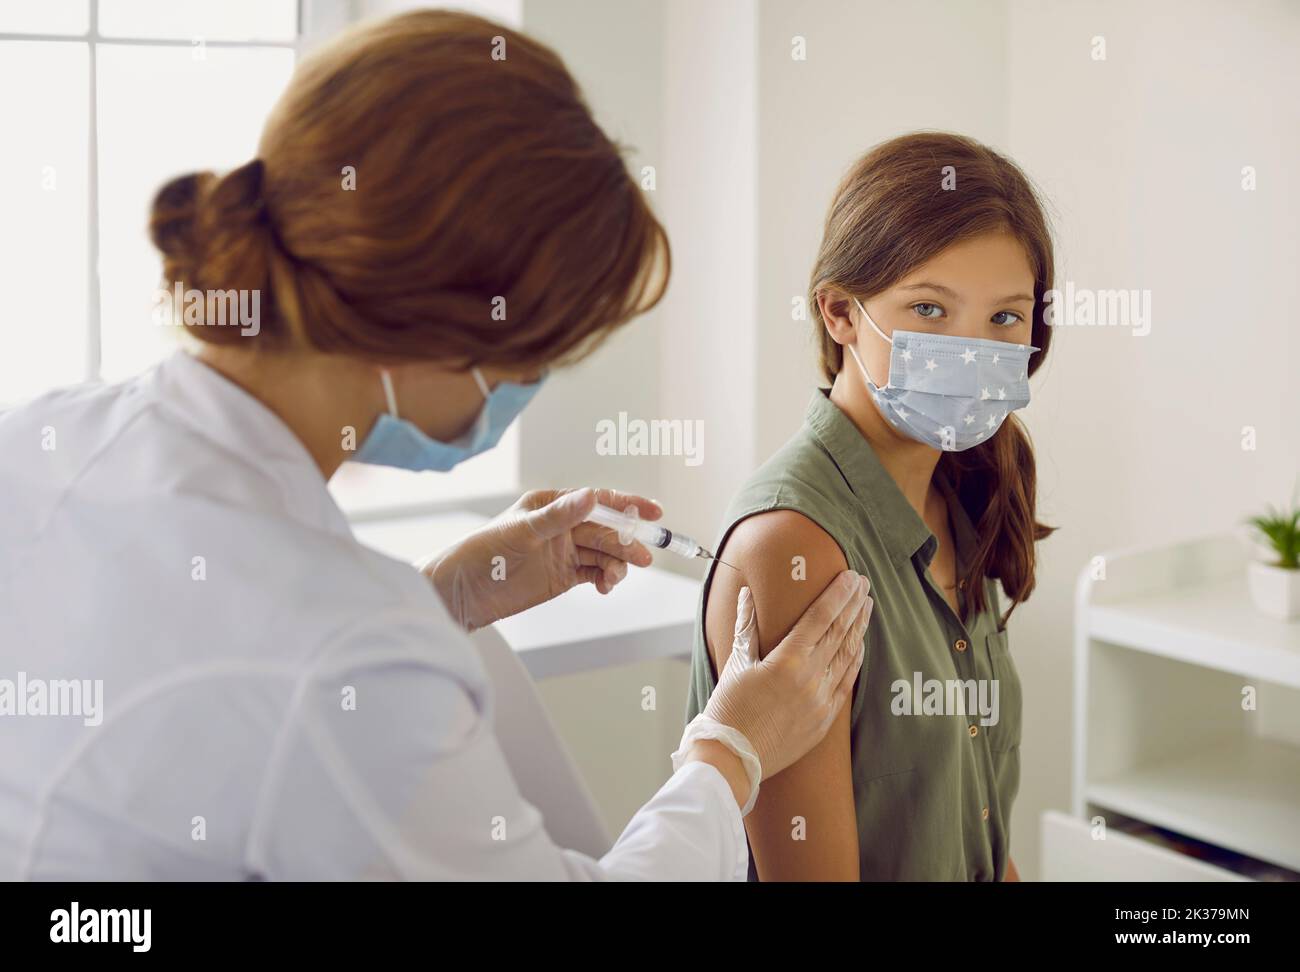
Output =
[{"x1": 1247, "y1": 561, "x2": 1300, "y2": 621}]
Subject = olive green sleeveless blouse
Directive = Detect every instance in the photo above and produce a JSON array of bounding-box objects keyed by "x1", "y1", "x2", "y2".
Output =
[{"x1": 686, "y1": 389, "x2": 1022, "y2": 881}]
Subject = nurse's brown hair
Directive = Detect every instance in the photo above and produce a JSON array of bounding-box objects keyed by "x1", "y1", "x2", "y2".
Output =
[
  {"x1": 809, "y1": 131, "x2": 1056, "y2": 625},
  {"x1": 148, "y1": 10, "x2": 668, "y2": 369}
]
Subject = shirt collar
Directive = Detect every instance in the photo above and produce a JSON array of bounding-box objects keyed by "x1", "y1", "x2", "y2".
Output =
[
  {"x1": 803, "y1": 388, "x2": 975, "y2": 572},
  {"x1": 145, "y1": 351, "x2": 353, "y2": 538}
]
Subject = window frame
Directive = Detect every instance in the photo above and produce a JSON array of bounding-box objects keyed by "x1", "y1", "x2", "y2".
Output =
[{"x1": 0, "y1": 0, "x2": 351, "y2": 384}]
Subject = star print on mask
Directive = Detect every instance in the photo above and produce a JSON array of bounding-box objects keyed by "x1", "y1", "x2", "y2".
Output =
[{"x1": 848, "y1": 296, "x2": 1039, "y2": 451}]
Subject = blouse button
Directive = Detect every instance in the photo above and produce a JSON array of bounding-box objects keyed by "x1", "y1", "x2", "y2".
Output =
[
  {"x1": 982, "y1": 807, "x2": 990, "y2": 821},
  {"x1": 954, "y1": 639, "x2": 968, "y2": 653},
  {"x1": 968, "y1": 724, "x2": 979, "y2": 738}
]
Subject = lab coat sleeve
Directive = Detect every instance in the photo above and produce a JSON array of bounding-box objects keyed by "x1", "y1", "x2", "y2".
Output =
[
  {"x1": 578, "y1": 760, "x2": 750, "y2": 882},
  {"x1": 243, "y1": 620, "x2": 748, "y2": 881}
]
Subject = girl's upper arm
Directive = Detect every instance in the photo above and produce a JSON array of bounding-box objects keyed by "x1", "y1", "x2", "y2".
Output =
[{"x1": 703, "y1": 509, "x2": 860, "y2": 881}]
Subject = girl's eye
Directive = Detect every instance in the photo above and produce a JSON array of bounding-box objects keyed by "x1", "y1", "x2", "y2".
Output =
[
  {"x1": 912, "y1": 303, "x2": 944, "y2": 319},
  {"x1": 992, "y1": 311, "x2": 1022, "y2": 327}
]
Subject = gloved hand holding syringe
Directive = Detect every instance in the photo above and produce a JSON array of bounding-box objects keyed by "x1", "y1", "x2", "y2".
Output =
[
  {"x1": 424, "y1": 488, "x2": 736, "y2": 634},
  {"x1": 585, "y1": 502, "x2": 735, "y2": 568}
]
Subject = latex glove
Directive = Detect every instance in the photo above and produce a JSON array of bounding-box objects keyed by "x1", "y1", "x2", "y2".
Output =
[
  {"x1": 423, "y1": 487, "x2": 661, "y2": 631},
  {"x1": 699, "y1": 571, "x2": 872, "y2": 782}
]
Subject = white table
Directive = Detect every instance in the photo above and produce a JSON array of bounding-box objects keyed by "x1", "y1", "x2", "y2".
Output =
[{"x1": 350, "y1": 510, "x2": 702, "y2": 678}]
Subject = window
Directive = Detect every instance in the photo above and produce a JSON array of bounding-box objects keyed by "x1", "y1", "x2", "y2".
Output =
[
  {"x1": 1, "y1": 0, "x2": 520, "y2": 515},
  {"x1": 0, "y1": 1, "x2": 297, "y2": 401}
]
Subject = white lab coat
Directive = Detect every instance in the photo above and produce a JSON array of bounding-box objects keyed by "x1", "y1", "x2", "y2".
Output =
[{"x1": 0, "y1": 351, "x2": 747, "y2": 881}]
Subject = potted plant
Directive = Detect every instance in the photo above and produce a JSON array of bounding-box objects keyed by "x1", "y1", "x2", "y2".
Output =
[{"x1": 1244, "y1": 496, "x2": 1300, "y2": 621}]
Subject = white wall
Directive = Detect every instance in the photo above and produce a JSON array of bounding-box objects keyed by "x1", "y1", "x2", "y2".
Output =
[
  {"x1": 518, "y1": 0, "x2": 665, "y2": 505},
  {"x1": 657, "y1": 0, "x2": 758, "y2": 548},
  {"x1": 1004, "y1": 0, "x2": 1300, "y2": 879},
  {"x1": 755, "y1": 0, "x2": 1011, "y2": 459},
  {"x1": 519, "y1": 0, "x2": 682, "y2": 834}
]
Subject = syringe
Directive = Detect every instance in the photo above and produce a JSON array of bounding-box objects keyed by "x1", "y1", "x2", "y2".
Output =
[{"x1": 586, "y1": 502, "x2": 729, "y2": 565}]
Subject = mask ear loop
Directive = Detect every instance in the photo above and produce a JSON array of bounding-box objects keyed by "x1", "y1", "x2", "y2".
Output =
[
  {"x1": 384, "y1": 367, "x2": 491, "y2": 422},
  {"x1": 848, "y1": 296, "x2": 893, "y2": 389},
  {"x1": 379, "y1": 369, "x2": 400, "y2": 418}
]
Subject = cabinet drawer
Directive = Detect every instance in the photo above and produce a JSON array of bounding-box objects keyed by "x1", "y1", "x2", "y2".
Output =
[{"x1": 1040, "y1": 810, "x2": 1248, "y2": 881}]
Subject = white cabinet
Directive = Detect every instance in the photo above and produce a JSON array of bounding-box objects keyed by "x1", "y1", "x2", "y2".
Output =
[{"x1": 1046, "y1": 535, "x2": 1300, "y2": 881}]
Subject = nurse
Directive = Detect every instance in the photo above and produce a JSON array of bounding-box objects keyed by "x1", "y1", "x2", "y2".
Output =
[{"x1": 0, "y1": 10, "x2": 871, "y2": 880}]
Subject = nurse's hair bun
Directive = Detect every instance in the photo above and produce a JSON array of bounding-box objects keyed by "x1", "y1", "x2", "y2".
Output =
[{"x1": 149, "y1": 159, "x2": 275, "y2": 344}]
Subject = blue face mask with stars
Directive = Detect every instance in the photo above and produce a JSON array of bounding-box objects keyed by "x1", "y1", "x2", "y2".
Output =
[{"x1": 848, "y1": 296, "x2": 1039, "y2": 452}]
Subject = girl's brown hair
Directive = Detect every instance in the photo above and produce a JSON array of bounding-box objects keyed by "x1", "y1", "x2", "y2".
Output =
[
  {"x1": 149, "y1": 10, "x2": 668, "y2": 368},
  {"x1": 809, "y1": 131, "x2": 1056, "y2": 625}
]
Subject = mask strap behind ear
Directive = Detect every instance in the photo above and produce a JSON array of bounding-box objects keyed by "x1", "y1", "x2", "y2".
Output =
[
  {"x1": 846, "y1": 342, "x2": 885, "y2": 390},
  {"x1": 379, "y1": 369, "x2": 400, "y2": 418},
  {"x1": 852, "y1": 296, "x2": 893, "y2": 345},
  {"x1": 471, "y1": 367, "x2": 491, "y2": 399},
  {"x1": 846, "y1": 297, "x2": 890, "y2": 388}
]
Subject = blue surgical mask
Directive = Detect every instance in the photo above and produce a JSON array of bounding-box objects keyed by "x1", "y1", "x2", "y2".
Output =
[
  {"x1": 848, "y1": 296, "x2": 1038, "y2": 452},
  {"x1": 353, "y1": 366, "x2": 544, "y2": 472}
]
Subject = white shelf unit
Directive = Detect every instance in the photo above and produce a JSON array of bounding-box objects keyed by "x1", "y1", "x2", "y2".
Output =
[{"x1": 1063, "y1": 534, "x2": 1300, "y2": 881}]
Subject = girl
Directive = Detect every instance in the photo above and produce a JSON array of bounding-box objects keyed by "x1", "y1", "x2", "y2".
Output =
[{"x1": 687, "y1": 132, "x2": 1055, "y2": 880}]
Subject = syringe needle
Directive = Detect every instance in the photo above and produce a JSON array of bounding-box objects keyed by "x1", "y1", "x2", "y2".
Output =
[
  {"x1": 699, "y1": 548, "x2": 739, "y2": 571},
  {"x1": 587, "y1": 502, "x2": 736, "y2": 567}
]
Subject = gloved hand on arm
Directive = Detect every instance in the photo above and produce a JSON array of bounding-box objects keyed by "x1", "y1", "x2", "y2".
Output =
[{"x1": 674, "y1": 572, "x2": 872, "y2": 813}]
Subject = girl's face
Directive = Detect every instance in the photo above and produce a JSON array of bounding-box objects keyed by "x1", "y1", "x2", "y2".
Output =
[{"x1": 852, "y1": 229, "x2": 1036, "y2": 389}]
